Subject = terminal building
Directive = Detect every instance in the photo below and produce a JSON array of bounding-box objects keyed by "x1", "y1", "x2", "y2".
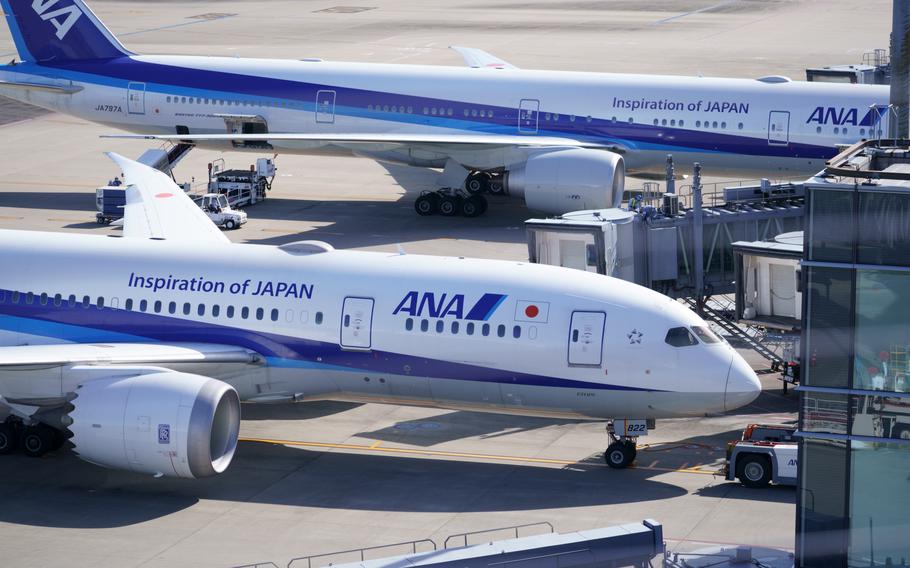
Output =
[{"x1": 796, "y1": 140, "x2": 910, "y2": 567}]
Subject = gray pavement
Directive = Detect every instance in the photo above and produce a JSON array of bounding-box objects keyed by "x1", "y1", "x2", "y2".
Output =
[{"x1": 0, "y1": 0, "x2": 889, "y2": 566}]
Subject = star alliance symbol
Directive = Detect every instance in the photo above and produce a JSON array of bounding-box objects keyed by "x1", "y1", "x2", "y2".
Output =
[{"x1": 627, "y1": 329, "x2": 643, "y2": 344}]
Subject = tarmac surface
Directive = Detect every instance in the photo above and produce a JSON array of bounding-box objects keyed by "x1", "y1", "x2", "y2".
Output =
[{"x1": 0, "y1": 0, "x2": 891, "y2": 567}]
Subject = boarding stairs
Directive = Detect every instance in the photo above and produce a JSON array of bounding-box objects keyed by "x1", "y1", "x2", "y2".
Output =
[
  {"x1": 685, "y1": 296, "x2": 785, "y2": 369},
  {"x1": 136, "y1": 142, "x2": 194, "y2": 177}
]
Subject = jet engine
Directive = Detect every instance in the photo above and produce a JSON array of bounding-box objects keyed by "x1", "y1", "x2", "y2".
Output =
[
  {"x1": 68, "y1": 371, "x2": 240, "y2": 478},
  {"x1": 504, "y1": 148, "x2": 625, "y2": 214}
]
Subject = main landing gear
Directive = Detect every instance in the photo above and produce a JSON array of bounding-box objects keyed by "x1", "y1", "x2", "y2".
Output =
[
  {"x1": 465, "y1": 171, "x2": 506, "y2": 196},
  {"x1": 603, "y1": 420, "x2": 640, "y2": 469},
  {"x1": 414, "y1": 188, "x2": 488, "y2": 218},
  {"x1": 0, "y1": 419, "x2": 66, "y2": 458}
]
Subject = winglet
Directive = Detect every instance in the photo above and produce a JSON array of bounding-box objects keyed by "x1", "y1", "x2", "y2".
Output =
[
  {"x1": 449, "y1": 46, "x2": 517, "y2": 70},
  {"x1": 106, "y1": 152, "x2": 229, "y2": 244}
]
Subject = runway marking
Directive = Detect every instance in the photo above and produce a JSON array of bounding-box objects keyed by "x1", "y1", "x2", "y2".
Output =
[
  {"x1": 240, "y1": 436, "x2": 720, "y2": 475},
  {"x1": 652, "y1": 0, "x2": 740, "y2": 25},
  {"x1": 0, "y1": 215, "x2": 23, "y2": 220}
]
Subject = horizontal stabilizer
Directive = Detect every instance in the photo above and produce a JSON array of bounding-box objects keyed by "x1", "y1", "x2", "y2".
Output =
[
  {"x1": 106, "y1": 152, "x2": 230, "y2": 244},
  {"x1": 450, "y1": 46, "x2": 517, "y2": 70},
  {"x1": 0, "y1": 78, "x2": 83, "y2": 94}
]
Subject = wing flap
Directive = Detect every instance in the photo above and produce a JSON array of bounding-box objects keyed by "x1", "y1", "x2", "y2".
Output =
[{"x1": 107, "y1": 152, "x2": 230, "y2": 244}]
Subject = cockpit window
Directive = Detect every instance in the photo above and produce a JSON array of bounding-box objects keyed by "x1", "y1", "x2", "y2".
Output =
[
  {"x1": 691, "y1": 326, "x2": 721, "y2": 344},
  {"x1": 665, "y1": 327, "x2": 698, "y2": 347}
]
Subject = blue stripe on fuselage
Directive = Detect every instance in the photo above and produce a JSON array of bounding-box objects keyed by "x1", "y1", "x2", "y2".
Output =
[
  {"x1": 8, "y1": 57, "x2": 839, "y2": 160},
  {"x1": 0, "y1": 290, "x2": 659, "y2": 392}
]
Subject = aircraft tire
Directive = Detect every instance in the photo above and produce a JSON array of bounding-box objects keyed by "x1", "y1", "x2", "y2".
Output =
[
  {"x1": 461, "y1": 195, "x2": 486, "y2": 218},
  {"x1": 0, "y1": 422, "x2": 18, "y2": 455},
  {"x1": 439, "y1": 196, "x2": 459, "y2": 217},
  {"x1": 414, "y1": 194, "x2": 438, "y2": 216},
  {"x1": 605, "y1": 441, "x2": 634, "y2": 469},
  {"x1": 738, "y1": 454, "x2": 772, "y2": 488},
  {"x1": 21, "y1": 425, "x2": 55, "y2": 458},
  {"x1": 487, "y1": 176, "x2": 505, "y2": 195},
  {"x1": 465, "y1": 172, "x2": 489, "y2": 194}
]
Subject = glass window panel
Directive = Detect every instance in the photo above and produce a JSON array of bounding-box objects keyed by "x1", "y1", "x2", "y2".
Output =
[
  {"x1": 857, "y1": 191, "x2": 910, "y2": 266},
  {"x1": 801, "y1": 392, "x2": 848, "y2": 435},
  {"x1": 809, "y1": 189, "x2": 855, "y2": 263},
  {"x1": 798, "y1": 439, "x2": 848, "y2": 567},
  {"x1": 850, "y1": 393, "x2": 910, "y2": 439},
  {"x1": 804, "y1": 267, "x2": 854, "y2": 388},
  {"x1": 855, "y1": 270, "x2": 910, "y2": 393},
  {"x1": 848, "y1": 442, "x2": 910, "y2": 567}
]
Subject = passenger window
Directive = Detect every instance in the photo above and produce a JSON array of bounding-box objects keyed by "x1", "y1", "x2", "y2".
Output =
[
  {"x1": 482, "y1": 323, "x2": 490, "y2": 337},
  {"x1": 435, "y1": 320, "x2": 444, "y2": 333},
  {"x1": 406, "y1": 318, "x2": 414, "y2": 331},
  {"x1": 497, "y1": 324, "x2": 505, "y2": 338},
  {"x1": 97, "y1": 297, "x2": 105, "y2": 309},
  {"x1": 299, "y1": 311, "x2": 309, "y2": 323},
  {"x1": 691, "y1": 326, "x2": 721, "y2": 344},
  {"x1": 168, "y1": 301, "x2": 176, "y2": 314},
  {"x1": 420, "y1": 319, "x2": 429, "y2": 332},
  {"x1": 26, "y1": 292, "x2": 34, "y2": 304},
  {"x1": 451, "y1": 321, "x2": 459, "y2": 334},
  {"x1": 140, "y1": 299, "x2": 148, "y2": 312},
  {"x1": 53, "y1": 293, "x2": 62, "y2": 307},
  {"x1": 82, "y1": 295, "x2": 90, "y2": 308},
  {"x1": 227, "y1": 306, "x2": 235, "y2": 318},
  {"x1": 12, "y1": 291, "x2": 20, "y2": 303},
  {"x1": 241, "y1": 307, "x2": 250, "y2": 319},
  {"x1": 665, "y1": 327, "x2": 698, "y2": 347},
  {"x1": 39, "y1": 293, "x2": 47, "y2": 305},
  {"x1": 513, "y1": 325, "x2": 521, "y2": 339},
  {"x1": 125, "y1": 298, "x2": 133, "y2": 311},
  {"x1": 183, "y1": 302, "x2": 191, "y2": 315},
  {"x1": 466, "y1": 322, "x2": 475, "y2": 335},
  {"x1": 271, "y1": 308, "x2": 279, "y2": 322},
  {"x1": 315, "y1": 311, "x2": 323, "y2": 324},
  {"x1": 256, "y1": 307, "x2": 264, "y2": 320},
  {"x1": 154, "y1": 300, "x2": 162, "y2": 313},
  {"x1": 212, "y1": 305, "x2": 220, "y2": 317},
  {"x1": 197, "y1": 304, "x2": 205, "y2": 316},
  {"x1": 68, "y1": 294, "x2": 76, "y2": 307}
]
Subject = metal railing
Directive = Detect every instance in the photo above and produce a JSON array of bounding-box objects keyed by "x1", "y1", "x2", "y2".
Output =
[
  {"x1": 443, "y1": 522, "x2": 554, "y2": 549},
  {"x1": 287, "y1": 539, "x2": 436, "y2": 568}
]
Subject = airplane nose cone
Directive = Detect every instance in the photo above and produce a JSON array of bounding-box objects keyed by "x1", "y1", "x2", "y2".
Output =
[{"x1": 724, "y1": 352, "x2": 761, "y2": 411}]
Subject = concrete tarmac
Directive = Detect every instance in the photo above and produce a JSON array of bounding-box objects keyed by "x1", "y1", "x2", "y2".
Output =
[{"x1": 0, "y1": 0, "x2": 889, "y2": 566}]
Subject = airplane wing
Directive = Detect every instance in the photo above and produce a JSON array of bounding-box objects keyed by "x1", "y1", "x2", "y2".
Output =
[
  {"x1": 0, "y1": 342, "x2": 260, "y2": 370},
  {"x1": 104, "y1": 132, "x2": 618, "y2": 151},
  {"x1": 450, "y1": 46, "x2": 518, "y2": 70},
  {"x1": 107, "y1": 152, "x2": 230, "y2": 244}
]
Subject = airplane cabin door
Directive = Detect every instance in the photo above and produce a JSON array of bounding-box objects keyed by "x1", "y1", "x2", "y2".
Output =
[
  {"x1": 568, "y1": 311, "x2": 605, "y2": 366},
  {"x1": 316, "y1": 90, "x2": 336, "y2": 124},
  {"x1": 340, "y1": 297, "x2": 374, "y2": 349},
  {"x1": 767, "y1": 111, "x2": 789, "y2": 146},
  {"x1": 518, "y1": 99, "x2": 539, "y2": 133},
  {"x1": 127, "y1": 82, "x2": 146, "y2": 115}
]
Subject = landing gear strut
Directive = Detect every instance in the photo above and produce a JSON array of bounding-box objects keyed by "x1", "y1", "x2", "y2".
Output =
[{"x1": 603, "y1": 421, "x2": 639, "y2": 469}]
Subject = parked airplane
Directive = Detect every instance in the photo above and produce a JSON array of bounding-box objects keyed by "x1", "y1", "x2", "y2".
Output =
[
  {"x1": 0, "y1": 0, "x2": 889, "y2": 214},
  {"x1": 0, "y1": 154, "x2": 760, "y2": 477}
]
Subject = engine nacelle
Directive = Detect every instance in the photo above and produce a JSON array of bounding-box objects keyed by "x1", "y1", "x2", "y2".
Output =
[
  {"x1": 69, "y1": 372, "x2": 241, "y2": 478},
  {"x1": 505, "y1": 148, "x2": 625, "y2": 214}
]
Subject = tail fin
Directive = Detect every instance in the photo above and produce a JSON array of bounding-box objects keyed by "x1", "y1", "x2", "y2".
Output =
[{"x1": 1, "y1": 0, "x2": 132, "y2": 63}]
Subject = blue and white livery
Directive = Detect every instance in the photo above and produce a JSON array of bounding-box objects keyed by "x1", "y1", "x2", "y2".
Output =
[
  {"x1": 0, "y1": 155, "x2": 760, "y2": 477},
  {"x1": 0, "y1": 0, "x2": 889, "y2": 212}
]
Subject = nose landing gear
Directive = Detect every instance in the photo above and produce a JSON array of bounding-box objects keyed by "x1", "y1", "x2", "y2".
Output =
[{"x1": 603, "y1": 419, "x2": 649, "y2": 469}]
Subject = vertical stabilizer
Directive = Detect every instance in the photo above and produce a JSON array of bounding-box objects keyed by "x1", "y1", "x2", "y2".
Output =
[{"x1": 1, "y1": 0, "x2": 132, "y2": 63}]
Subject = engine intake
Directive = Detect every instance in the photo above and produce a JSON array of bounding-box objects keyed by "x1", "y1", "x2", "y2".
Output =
[
  {"x1": 505, "y1": 148, "x2": 625, "y2": 214},
  {"x1": 69, "y1": 371, "x2": 240, "y2": 478}
]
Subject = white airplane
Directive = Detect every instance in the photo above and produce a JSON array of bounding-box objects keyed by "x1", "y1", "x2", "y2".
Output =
[
  {"x1": 0, "y1": 0, "x2": 889, "y2": 214},
  {"x1": 0, "y1": 154, "x2": 760, "y2": 477}
]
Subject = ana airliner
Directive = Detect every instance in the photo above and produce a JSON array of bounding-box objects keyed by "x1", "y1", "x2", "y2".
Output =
[
  {"x1": 0, "y1": 0, "x2": 890, "y2": 213},
  {"x1": 0, "y1": 154, "x2": 760, "y2": 477}
]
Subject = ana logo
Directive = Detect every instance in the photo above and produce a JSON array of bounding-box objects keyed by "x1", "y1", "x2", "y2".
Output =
[
  {"x1": 393, "y1": 291, "x2": 506, "y2": 321},
  {"x1": 806, "y1": 106, "x2": 882, "y2": 127},
  {"x1": 787, "y1": 458, "x2": 798, "y2": 466},
  {"x1": 32, "y1": 0, "x2": 83, "y2": 41}
]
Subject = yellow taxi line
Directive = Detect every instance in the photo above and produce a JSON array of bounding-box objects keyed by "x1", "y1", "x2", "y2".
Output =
[{"x1": 239, "y1": 437, "x2": 720, "y2": 475}]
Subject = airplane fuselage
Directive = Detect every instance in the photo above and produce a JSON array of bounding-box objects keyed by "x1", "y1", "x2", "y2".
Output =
[{"x1": 0, "y1": 54, "x2": 889, "y2": 177}]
